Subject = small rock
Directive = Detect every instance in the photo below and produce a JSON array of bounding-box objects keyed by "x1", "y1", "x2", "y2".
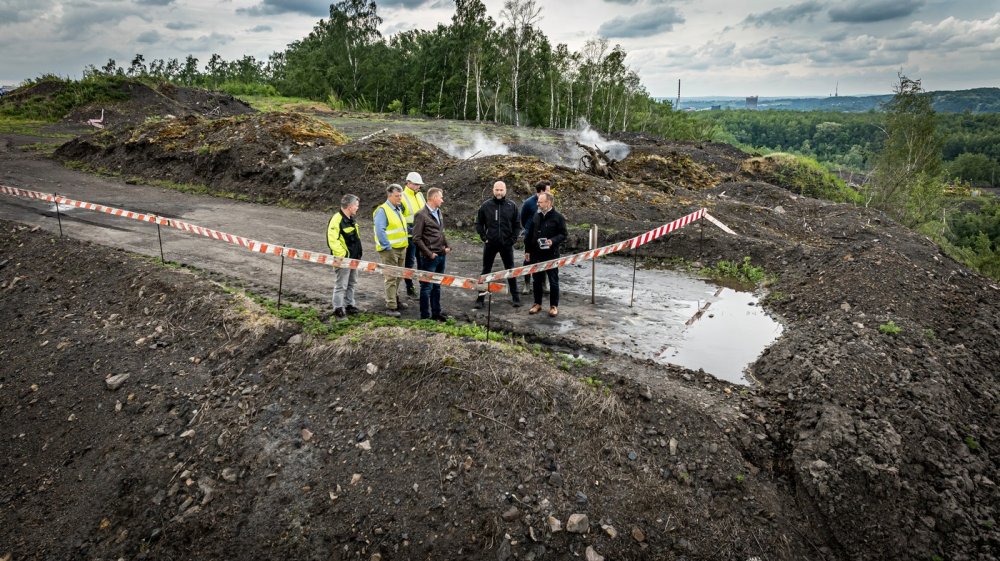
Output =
[
  {"x1": 628, "y1": 451, "x2": 638, "y2": 461},
  {"x1": 366, "y1": 363, "x2": 379, "y2": 375},
  {"x1": 840, "y1": 302, "x2": 851, "y2": 312},
  {"x1": 221, "y1": 468, "x2": 238, "y2": 483},
  {"x1": 639, "y1": 385, "x2": 652, "y2": 400},
  {"x1": 529, "y1": 526, "x2": 539, "y2": 542},
  {"x1": 287, "y1": 334, "x2": 304, "y2": 345},
  {"x1": 370, "y1": 554, "x2": 382, "y2": 561},
  {"x1": 301, "y1": 428, "x2": 313, "y2": 442},
  {"x1": 105, "y1": 373, "x2": 130, "y2": 391},
  {"x1": 669, "y1": 438, "x2": 678, "y2": 456},
  {"x1": 502, "y1": 507, "x2": 520, "y2": 521},
  {"x1": 585, "y1": 546, "x2": 604, "y2": 561},
  {"x1": 548, "y1": 472, "x2": 563, "y2": 487},
  {"x1": 350, "y1": 473, "x2": 362, "y2": 485},
  {"x1": 602, "y1": 524, "x2": 618, "y2": 538},
  {"x1": 496, "y1": 539, "x2": 512, "y2": 561},
  {"x1": 631, "y1": 526, "x2": 646, "y2": 542},
  {"x1": 772, "y1": 205, "x2": 786, "y2": 214},
  {"x1": 575, "y1": 491, "x2": 588, "y2": 504},
  {"x1": 566, "y1": 513, "x2": 590, "y2": 534},
  {"x1": 180, "y1": 429, "x2": 195, "y2": 438},
  {"x1": 546, "y1": 515, "x2": 562, "y2": 533}
]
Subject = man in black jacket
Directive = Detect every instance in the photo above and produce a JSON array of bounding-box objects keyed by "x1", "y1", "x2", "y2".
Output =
[
  {"x1": 524, "y1": 191, "x2": 568, "y2": 317},
  {"x1": 474, "y1": 180, "x2": 521, "y2": 308}
]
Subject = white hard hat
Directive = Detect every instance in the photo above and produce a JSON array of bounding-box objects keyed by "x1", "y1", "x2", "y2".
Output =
[{"x1": 405, "y1": 171, "x2": 424, "y2": 185}]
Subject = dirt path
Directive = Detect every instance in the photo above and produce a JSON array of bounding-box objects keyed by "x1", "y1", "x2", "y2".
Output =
[{"x1": 1, "y1": 134, "x2": 741, "y2": 376}]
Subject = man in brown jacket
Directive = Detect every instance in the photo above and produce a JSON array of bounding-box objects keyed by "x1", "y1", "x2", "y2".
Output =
[{"x1": 412, "y1": 187, "x2": 452, "y2": 321}]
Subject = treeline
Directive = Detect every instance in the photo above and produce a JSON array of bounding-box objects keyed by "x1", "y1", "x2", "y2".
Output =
[
  {"x1": 81, "y1": 0, "x2": 709, "y2": 140},
  {"x1": 697, "y1": 110, "x2": 1000, "y2": 184}
]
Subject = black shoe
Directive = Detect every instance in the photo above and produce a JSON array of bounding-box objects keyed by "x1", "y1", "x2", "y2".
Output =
[
  {"x1": 432, "y1": 313, "x2": 451, "y2": 322},
  {"x1": 345, "y1": 305, "x2": 361, "y2": 315},
  {"x1": 406, "y1": 285, "x2": 418, "y2": 298},
  {"x1": 333, "y1": 307, "x2": 347, "y2": 319},
  {"x1": 396, "y1": 300, "x2": 409, "y2": 310},
  {"x1": 473, "y1": 297, "x2": 484, "y2": 310},
  {"x1": 511, "y1": 299, "x2": 522, "y2": 308}
]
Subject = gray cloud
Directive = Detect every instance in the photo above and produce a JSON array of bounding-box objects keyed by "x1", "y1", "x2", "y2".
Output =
[
  {"x1": 0, "y1": 0, "x2": 56, "y2": 24},
  {"x1": 603, "y1": 0, "x2": 640, "y2": 4},
  {"x1": 739, "y1": 37, "x2": 805, "y2": 66},
  {"x1": 247, "y1": 25, "x2": 273, "y2": 32},
  {"x1": 135, "y1": 0, "x2": 175, "y2": 5},
  {"x1": 136, "y1": 30, "x2": 162, "y2": 43},
  {"x1": 236, "y1": 0, "x2": 329, "y2": 17},
  {"x1": 55, "y1": 2, "x2": 150, "y2": 40},
  {"x1": 829, "y1": 0, "x2": 923, "y2": 23},
  {"x1": 178, "y1": 32, "x2": 236, "y2": 51},
  {"x1": 376, "y1": 0, "x2": 434, "y2": 7},
  {"x1": 598, "y1": 7, "x2": 684, "y2": 38},
  {"x1": 165, "y1": 21, "x2": 197, "y2": 30},
  {"x1": 742, "y1": 1, "x2": 823, "y2": 28}
]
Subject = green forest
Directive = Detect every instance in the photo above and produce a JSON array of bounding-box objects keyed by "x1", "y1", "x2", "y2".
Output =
[{"x1": 69, "y1": 0, "x2": 707, "y2": 141}]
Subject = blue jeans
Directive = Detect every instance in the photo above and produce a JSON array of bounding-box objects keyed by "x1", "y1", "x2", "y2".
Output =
[
  {"x1": 404, "y1": 240, "x2": 417, "y2": 290},
  {"x1": 418, "y1": 253, "x2": 446, "y2": 318}
]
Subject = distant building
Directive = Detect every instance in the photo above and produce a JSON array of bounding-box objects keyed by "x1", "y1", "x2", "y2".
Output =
[
  {"x1": 746, "y1": 96, "x2": 759, "y2": 109},
  {"x1": 710, "y1": 105, "x2": 722, "y2": 111}
]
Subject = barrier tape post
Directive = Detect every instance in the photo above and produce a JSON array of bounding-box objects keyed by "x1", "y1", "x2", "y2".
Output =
[
  {"x1": 630, "y1": 244, "x2": 639, "y2": 308},
  {"x1": 156, "y1": 221, "x2": 165, "y2": 263},
  {"x1": 486, "y1": 291, "x2": 493, "y2": 342},
  {"x1": 589, "y1": 225, "x2": 597, "y2": 305},
  {"x1": 53, "y1": 193, "x2": 64, "y2": 237},
  {"x1": 699, "y1": 220, "x2": 704, "y2": 256},
  {"x1": 277, "y1": 246, "x2": 286, "y2": 308}
]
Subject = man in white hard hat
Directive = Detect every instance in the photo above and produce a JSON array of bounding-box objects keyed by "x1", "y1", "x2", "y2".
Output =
[{"x1": 400, "y1": 171, "x2": 427, "y2": 298}]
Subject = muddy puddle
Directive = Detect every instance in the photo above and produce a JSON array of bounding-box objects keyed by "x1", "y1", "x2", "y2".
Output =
[{"x1": 548, "y1": 258, "x2": 783, "y2": 385}]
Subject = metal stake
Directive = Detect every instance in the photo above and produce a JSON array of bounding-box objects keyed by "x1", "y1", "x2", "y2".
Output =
[
  {"x1": 53, "y1": 193, "x2": 64, "y2": 237},
  {"x1": 277, "y1": 249, "x2": 286, "y2": 308},
  {"x1": 590, "y1": 225, "x2": 597, "y2": 305},
  {"x1": 699, "y1": 220, "x2": 704, "y2": 257},
  {"x1": 156, "y1": 221, "x2": 165, "y2": 263},
  {"x1": 485, "y1": 291, "x2": 493, "y2": 342},
  {"x1": 630, "y1": 245, "x2": 639, "y2": 308}
]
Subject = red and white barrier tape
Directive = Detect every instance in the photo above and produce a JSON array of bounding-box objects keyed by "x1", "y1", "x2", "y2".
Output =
[
  {"x1": 0, "y1": 185, "x2": 504, "y2": 292},
  {"x1": 2, "y1": 185, "x2": 736, "y2": 292},
  {"x1": 477, "y1": 207, "x2": 734, "y2": 284}
]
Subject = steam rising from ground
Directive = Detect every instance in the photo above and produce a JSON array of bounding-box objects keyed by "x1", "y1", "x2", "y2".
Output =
[{"x1": 428, "y1": 119, "x2": 630, "y2": 168}]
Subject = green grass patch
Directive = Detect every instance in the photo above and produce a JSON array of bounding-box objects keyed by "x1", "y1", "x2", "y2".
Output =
[
  {"x1": 741, "y1": 152, "x2": 864, "y2": 204},
  {"x1": 701, "y1": 256, "x2": 771, "y2": 287},
  {"x1": 19, "y1": 141, "x2": 63, "y2": 155},
  {"x1": 0, "y1": 116, "x2": 75, "y2": 137},
  {"x1": 878, "y1": 320, "x2": 901, "y2": 335},
  {"x1": 0, "y1": 75, "x2": 132, "y2": 121},
  {"x1": 237, "y1": 290, "x2": 511, "y2": 343},
  {"x1": 236, "y1": 94, "x2": 335, "y2": 113},
  {"x1": 965, "y1": 435, "x2": 980, "y2": 451}
]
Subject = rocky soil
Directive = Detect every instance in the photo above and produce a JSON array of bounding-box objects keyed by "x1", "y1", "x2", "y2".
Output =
[{"x1": 1, "y1": 97, "x2": 999, "y2": 560}]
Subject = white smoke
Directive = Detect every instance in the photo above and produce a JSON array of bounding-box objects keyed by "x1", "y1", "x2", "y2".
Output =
[
  {"x1": 439, "y1": 131, "x2": 509, "y2": 160},
  {"x1": 564, "y1": 118, "x2": 631, "y2": 163}
]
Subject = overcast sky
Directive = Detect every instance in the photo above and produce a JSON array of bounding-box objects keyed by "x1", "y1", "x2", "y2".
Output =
[{"x1": 1, "y1": 0, "x2": 998, "y2": 97}]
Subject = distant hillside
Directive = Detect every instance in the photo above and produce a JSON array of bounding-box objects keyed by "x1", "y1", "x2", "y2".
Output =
[{"x1": 670, "y1": 87, "x2": 1000, "y2": 113}]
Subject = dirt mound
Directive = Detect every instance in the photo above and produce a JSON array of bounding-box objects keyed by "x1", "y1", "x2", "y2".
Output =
[
  {"x1": 2, "y1": 222, "x2": 826, "y2": 560},
  {"x1": 739, "y1": 153, "x2": 861, "y2": 203},
  {"x1": 617, "y1": 149, "x2": 720, "y2": 192},
  {"x1": 64, "y1": 80, "x2": 254, "y2": 128}
]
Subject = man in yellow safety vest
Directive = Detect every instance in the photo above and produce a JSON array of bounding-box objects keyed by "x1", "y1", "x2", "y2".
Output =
[
  {"x1": 399, "y1": 171, "x2": 427, "y2": 298},
  {"x1": 373, "y1": 184, "x2": 410, "y2": 317}
]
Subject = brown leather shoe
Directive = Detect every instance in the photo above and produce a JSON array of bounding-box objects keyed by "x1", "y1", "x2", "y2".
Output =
[
  {"x1": 528, "y1": 303, "x2": 542, "y2": 315},
  {"x1": 548, "y1": 306, "x2": 558, "y2": 317}
]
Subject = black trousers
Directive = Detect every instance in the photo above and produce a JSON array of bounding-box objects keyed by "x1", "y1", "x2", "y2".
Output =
[
  {"x1": 532, "y1": 269, "x2": 559, "y2": 307},
  {"x1": 480, "y1": 242, "x2": 518, "y2": 296}
]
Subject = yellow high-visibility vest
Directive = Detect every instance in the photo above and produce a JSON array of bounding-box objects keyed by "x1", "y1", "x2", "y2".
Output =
[
  {"x1": 373, "y1": 202, "x2": 408, "y2": 251},
  {"x1": 400, "y1": 187, "x2": 426, "y2": 226}
]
